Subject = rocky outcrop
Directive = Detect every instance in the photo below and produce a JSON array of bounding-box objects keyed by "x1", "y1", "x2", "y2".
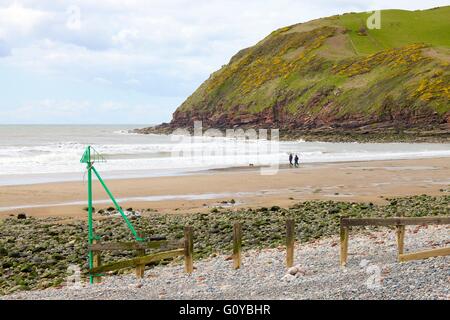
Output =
[{"x1": 138, "y1": 7, "x2": 450, "y2": 141}]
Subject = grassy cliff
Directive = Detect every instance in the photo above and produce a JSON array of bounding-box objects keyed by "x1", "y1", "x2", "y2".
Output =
[{"x1": 145, "y1": 7, "x2": 450, "y2": 141}]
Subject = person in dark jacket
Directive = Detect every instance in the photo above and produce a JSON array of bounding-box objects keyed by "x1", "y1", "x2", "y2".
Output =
[
  {"x1": 289, "y1": 154, "x2": 293, "y2": 167},
  {"x1": 294, "y1": 154, "x2": 299, "y2": 168}
]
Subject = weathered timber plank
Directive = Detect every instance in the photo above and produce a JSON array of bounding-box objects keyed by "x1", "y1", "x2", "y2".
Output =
[
  {"x1": 92, "y1": 240, "x2": 102, "y2": 284},
  {"x1": 90, "y1": 249, "x2": 184, "y2": 274},
  {"x1": 396, "y1": 225, "x2": 406, "y2": 257},
  {"x1": 341, "y1": 217, "x2": 450, "y2": 227},
  {"x1": 340, "y1": 223, "x2": 349, "y2": 267},
  {"x1": 135, "y1": 249, "x2": 145, "y2": 279},
  {"x1": 233, "y1": 223, "x2": 242, "y2": 270},
  {"x1": 399, "y1": 247, "x2": 450, "y2": 262},
  {"x1": 89, "y1": 240, "x2": 183, "y2": 251},
  {"x1": 184, "y1": 226, "x2": 194, "y2": 274},
  {"x1": 286, "y1": 219, "x2": 295, "y2": 268}
]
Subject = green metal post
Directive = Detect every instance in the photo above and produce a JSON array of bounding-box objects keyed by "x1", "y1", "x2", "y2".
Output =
[
  {"x1": 87, "y1": 146, "x2": 94, "y2": 284},
  {"x1": 81, "y1": 145, "x2": 144, "y2": 283},
  {"x1": 91, "y1": 166, "x2": 143, "y2": 242}
]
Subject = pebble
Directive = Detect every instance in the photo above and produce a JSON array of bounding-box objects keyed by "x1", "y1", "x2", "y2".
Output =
[
  {"x1": 3, "y1": 225, "x2": 448, "y2": 300},
  {"x1": 287, "y1": 267, "x2": 299, "y2": 276}
]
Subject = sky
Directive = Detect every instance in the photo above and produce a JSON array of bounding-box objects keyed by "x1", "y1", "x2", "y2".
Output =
[{"x1": 0, "y1": 0, "x2": 448, "y2": 124}]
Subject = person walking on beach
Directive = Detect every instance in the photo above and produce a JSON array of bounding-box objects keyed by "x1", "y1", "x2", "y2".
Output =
[
  {"x1": 289, "y1": 153, "x2": 293, "y2": 167},
  {"x1": 294, "y1": 154, "x2": 299, "y2": 168}
]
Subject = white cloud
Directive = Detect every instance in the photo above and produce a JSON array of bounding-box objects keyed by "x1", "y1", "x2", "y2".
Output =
[
  {"x1": 9, "y1": 40, "x2": 158, "y2": 74},
  {"x1": 2, "y1": 98, "x2": 178, "y2": 124},
  {"x1": 65, "y1": 5, "x2": 82, "y2": 31},
  {"x1": 0, "y1": 0, "x2": 449, "y2": 123},
  {"x1": 93, "y1": 77, "x2": 112, "y2": 85},
  {"x1": 0, "y1": 3, "x2": 51, "y2": 37},
  {"x1": 4, "y1": 0, "x2": 448, "y2": 78},
  {"x1": 112, "y1": 28, "x2": 139, "y2": 45},
  {"x1": 14, "y1": 99, "x2": 91, "y2": 121},
  {"x1": 99, "y1": 101, "x2": 123, "y2": 112},
  {"x1": 0, "y1": 39, "x2": 10, "y2": 56},
  {"x1": 124, "y1": 78, "x2": 140, "y2": 86}
]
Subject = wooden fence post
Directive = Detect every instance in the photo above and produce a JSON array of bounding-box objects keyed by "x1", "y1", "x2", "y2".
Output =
[
  {"x1": 184, "y1": 226, "x2": 194, "y2": 274},
  {"x1": 135, "y1": 249, "x2": 145, "y2": 279},
  {"x1": 135, "y1": 232, "x2": 145, "y2": 279},
  {"x1": 286, "y1": 219, "x2": 295, "y2": 268},
  {"x1": 233, "y1": 223, "x2": 242, "y2": 269},
  {"x1": 92, "y1": 240, "x2": 102, "y2": 284},
  {"x1": 396, "y1": 225, "x2": 406, "y2": 258},
  {"x1": 340, "y1": 218, "x2": 349, "y2": 266},
  {"x1": 396, "y1": 212, "x2": 405, "y2": 260}
]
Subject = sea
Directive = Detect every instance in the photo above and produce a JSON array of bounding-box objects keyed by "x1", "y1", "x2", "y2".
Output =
[{"x1": 0, "y1": 124, "x2": 449, "y2": 186}]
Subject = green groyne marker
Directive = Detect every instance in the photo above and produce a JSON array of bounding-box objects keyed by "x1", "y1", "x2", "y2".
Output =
[{"x1": 81, "y1": 146, "x2": 144, "y2": 284}]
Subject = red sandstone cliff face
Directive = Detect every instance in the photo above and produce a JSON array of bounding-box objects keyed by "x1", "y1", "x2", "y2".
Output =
[{"x1": 168, "y1": 101, "x2": 447, "y2": 131}]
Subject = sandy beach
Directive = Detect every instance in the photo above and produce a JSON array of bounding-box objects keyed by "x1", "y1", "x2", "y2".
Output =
[{"x1": 1, "y1": 157, "x2": 449, "y2": 219}]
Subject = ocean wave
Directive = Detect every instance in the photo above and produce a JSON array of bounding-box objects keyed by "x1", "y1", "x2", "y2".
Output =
[
  {"x1": 113, "y1": 129, "x2": 140, "y2": 136},
  {"x1": 0, "y1": 132, "x2": 450, "y2": 178}
]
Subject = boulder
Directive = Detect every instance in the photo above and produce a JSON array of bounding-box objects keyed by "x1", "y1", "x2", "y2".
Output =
[
  {"x1": 287, "y1": 266, "x2": 299, "y2": 276},
  {"x1": 17, "y1": 213, "x2": 27, "y2": 220},
  {"x1": 287, "y1": 265, "x2": 307, "y2": 276}
]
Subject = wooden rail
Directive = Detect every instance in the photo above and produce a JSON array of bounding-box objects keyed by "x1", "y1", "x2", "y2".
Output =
[
  {"x1": 90, "y1": 249, "x2": 184, "y2": 274},
  {"x1": 89, "y1": 220, "x2": 302, "y2": 280},
  {"x1": 87, "y1": 215, "x2": 447, "y2": 284},
  {"x1": 341, "y1": 216, "x2": 450, "y2": 227},
  {"x1": 89, "y1": 240, "x2": 182, "y2": 251},
  {"x1": 88, "y1": 234, "x2": 188, "y2": 280},
  {"x1": 340, "y1": 216, "x2": 450, "y2": 266},
  {"x1": 399, "y1": 247, "x2": 450, "y2": 262}
]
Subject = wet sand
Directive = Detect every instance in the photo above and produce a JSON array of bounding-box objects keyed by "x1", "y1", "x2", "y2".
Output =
[{"x1": 0, "y1": 157, "x2": 449, "y2": 219}]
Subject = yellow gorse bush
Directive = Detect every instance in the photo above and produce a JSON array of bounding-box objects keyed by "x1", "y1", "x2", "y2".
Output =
[
  {"x1": 332, "y1": 43, "x2": 430, "y2": 77},
  {"x1": 206, "y1": 26, "x2": 337, "y2": 95},
  {"x1": 415, "y1": 74, "x2": 450, "y2": 101}
]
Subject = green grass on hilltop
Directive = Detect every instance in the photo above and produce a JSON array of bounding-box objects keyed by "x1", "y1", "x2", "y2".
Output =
[
  {"x1": 337, "y1": 7, "x2": 450, "y2": 55},
  {"x1": 172, "y1": 6, "x2": 449, "y2": 132}
]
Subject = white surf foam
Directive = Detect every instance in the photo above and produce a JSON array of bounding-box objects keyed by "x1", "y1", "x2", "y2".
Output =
[{"x1": 0, "y1": 125, "x2": 449, "y2": 185}]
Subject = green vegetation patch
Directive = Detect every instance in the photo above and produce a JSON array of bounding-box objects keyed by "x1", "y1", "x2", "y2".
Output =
[
  {"x1": 337, "y1": 7, "x2": 450, "y2": 55},
  {"x1": 0, "y1": 195, "x2": 448, "y2": 295}
]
